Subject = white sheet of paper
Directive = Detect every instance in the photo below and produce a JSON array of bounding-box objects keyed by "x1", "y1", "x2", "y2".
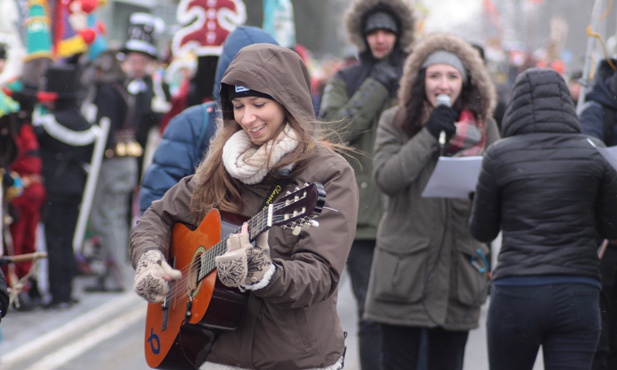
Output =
[
  {"x1": 421, "y1": 156, "x2": 483, "y2": 198},
  {"x1": 591, "y1": 140, "x2": 617, "y2": 170}
]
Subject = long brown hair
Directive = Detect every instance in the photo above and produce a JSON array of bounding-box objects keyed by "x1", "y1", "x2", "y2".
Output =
[{"x1": 190, "y1": 107, "x2": 326, "y2": 220}]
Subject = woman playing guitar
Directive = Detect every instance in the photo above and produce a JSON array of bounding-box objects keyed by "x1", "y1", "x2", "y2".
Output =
[{"x1": 130, "y1": 44, "x2": 359, "y2": 370}]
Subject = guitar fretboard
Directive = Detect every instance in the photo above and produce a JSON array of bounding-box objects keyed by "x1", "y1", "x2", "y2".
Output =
[{"x1": 197, "y1": 206, "x2": 271, "y2": 282}]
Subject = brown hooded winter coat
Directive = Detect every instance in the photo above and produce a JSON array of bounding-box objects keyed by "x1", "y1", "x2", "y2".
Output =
[{"x1": 130, "y1": 45, "x2": 359, "y2": 368}]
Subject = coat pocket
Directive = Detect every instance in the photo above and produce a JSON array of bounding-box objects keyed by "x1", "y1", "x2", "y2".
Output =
[
  {"x1": 372, "y1": 240, "x2": 429, "y2": 303},
  {"x1": 456, "y1": 244, "x2": 490, "y2": 307}
]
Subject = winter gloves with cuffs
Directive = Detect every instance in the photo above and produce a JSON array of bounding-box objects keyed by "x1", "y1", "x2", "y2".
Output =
[
  {"x1": 134, "y1": 249, "x2": 182, "y2": 303},
  {"x1": 215, "y1": 223, "x2": 275, "y2": 291}
]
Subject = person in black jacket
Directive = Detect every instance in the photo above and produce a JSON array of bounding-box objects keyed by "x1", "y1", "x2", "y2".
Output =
[
  {"x1": 34, "y1": 65, "x2": 97, "y2": 309},
  {"x1": 469, "y1": 67, "x2": 617, "y2": 370},
  {"x1": 579, "y1": 58, "x2": 617, "y2": 370}
]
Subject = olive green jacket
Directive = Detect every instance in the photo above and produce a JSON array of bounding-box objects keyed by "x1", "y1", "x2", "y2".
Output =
[{"x1": 320, "y1": 72, "x2": 395, "y2": 240}]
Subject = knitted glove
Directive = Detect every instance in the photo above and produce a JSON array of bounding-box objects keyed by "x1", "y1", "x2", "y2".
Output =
[
  {"x1": 215, "y1": 228, "x2": 250, "y2": 288},
  {"x1": 244, "y1": 230, "x2": 273, "y2": 289},
  {"x1": 425, "y1": 105, "x2": 458, "y2": 139},
  {"x1": 370, "y1": 59, "x2": 400, "y2": 95},
  {"x1": 134, "y1": 250, "x2": 182, "y2": 303},
  {"x1": 215, "y1": 224, "x2": 274, "y2": 289}
]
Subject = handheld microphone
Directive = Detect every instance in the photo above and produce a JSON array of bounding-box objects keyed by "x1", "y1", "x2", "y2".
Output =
[
  {"x1": 436, "y1": 93, "x2": 451, "y2": 107},
  {"x1": 436, "y1": 94, "x2": 451, "y2": 154}
]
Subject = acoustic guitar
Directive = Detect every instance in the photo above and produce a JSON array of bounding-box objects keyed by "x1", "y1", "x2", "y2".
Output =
[{"x1": 144, "y1": 182, "x2": 326, "y2": 369}]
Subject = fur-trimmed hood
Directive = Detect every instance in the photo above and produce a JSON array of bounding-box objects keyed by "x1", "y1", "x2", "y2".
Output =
[
  {"x1": 398, "y1": 33, "x2": 496, "y2": 122},
  {"x1": 345, "y1": 0, "x2": 415, "y2": 54}
]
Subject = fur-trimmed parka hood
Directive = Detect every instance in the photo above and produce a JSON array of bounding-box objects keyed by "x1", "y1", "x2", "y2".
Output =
[
  {"x1": 398, "y1": 33, "x2": 496, "y2": 122},
  {"x1": 345, "y1": 0, "x2": 415, "y2": 54}
]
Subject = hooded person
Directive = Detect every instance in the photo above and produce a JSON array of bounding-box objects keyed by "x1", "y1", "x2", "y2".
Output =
[
  {"x1": 139, "y1": 26, "x2": 278, "y2": 214},
  {"x1": 578, "y1": 58, "x2": 617, "y2": 370},
  {"x1": 580, "y1": 58, "x2": 617, "y2": 142},
  {"x1": 470, "y1": 67, "x2": 617, "y2": 370},
  {"x1": 364, "y1": 33, "x2": 499, "y2": 370},
  {"x1": 318, "y1": 2, "x2": 415, "y2": 367},
  {"x1": 130, "y1": 44, "x2": 359, "y2": 369}
]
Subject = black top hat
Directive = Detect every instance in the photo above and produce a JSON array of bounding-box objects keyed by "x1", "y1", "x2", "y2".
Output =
[
  {"x1": 121, "y1": 13, "x2": 164, "y2": 59},
  {"x1": 37, "y1": 65, "x2": 79, "y2": 102}
]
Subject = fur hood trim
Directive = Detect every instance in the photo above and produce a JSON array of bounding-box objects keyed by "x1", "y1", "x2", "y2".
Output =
[
  {"x1": 398, "y1": 33, "x2": 496, "y2": 121},
  {"x1": 345, "y1": 0, "x2": 415, "y2": 53}
]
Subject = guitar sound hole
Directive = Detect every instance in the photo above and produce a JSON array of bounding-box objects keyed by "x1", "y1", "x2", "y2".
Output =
[{"x1": 188, "y1": 253, "x2": 204, "y2": 293}]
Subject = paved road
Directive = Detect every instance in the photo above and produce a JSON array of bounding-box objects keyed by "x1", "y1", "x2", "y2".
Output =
[{"x1": 0, "y1": 262, "x2": 544, "y2": 370}]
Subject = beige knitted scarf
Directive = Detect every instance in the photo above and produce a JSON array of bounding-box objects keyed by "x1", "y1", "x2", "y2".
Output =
[{"x1": 222, "y1": 124, "x2": 299, "y2": 184}]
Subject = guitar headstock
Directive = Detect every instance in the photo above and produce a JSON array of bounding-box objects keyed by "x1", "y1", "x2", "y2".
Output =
[{"x1": 270, "y1": 182, "x2": 326, "y2": 233}]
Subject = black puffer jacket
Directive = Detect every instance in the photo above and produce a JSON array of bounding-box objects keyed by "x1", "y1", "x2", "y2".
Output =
[{"x1": 469, "y1": 68, "x2": 617, "y2": 280}]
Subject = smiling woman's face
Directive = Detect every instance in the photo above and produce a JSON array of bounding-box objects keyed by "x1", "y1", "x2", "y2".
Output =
[
  {"x1": 232, "y1": 96, "x2": 285, "y2": 146},
  {"x1": 424, "y1": 64, "x2": 464, "y2": 107}
]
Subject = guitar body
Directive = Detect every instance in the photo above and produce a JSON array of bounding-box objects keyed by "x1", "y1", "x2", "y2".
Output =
[
  {"x1": 142, "y1": 182, "x2": 326, "y2": 369},
  {"x1": 144, "y1": 209, "x2": 249, "y2": 370}
]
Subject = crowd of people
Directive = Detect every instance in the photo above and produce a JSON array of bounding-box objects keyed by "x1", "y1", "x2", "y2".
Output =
[{"x1": 1, "y1": 1, "x2": 617, "y2": 370}]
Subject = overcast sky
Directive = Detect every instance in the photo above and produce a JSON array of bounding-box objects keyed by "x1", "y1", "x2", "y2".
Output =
[{"x1": 423, "y1": 0, "x2": 483, "y2": 41}]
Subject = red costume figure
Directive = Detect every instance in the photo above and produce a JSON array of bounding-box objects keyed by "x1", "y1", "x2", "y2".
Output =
[
  {"x1": 8, "y1": 122, "x2": 45, "y2": 278},
  {"x1": 0, "y1": 91, "x2": 45, "y2": 309}
]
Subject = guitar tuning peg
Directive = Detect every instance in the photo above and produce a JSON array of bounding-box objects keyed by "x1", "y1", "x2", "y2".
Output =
[
  {"x1": 310, "y1": 220, "x2": 319, "y2": 228},
  {"x1": 292, "y1": 225, "x2": 302, "y2": 236}
]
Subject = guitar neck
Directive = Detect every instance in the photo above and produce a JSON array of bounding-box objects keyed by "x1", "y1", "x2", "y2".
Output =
[{"x1": 197, "y1": 206, "x2": 272, "y2": 282}]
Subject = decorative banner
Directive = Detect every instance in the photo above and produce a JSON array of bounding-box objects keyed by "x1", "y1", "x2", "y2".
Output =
[
  {"x1": 85, "y1": 11, "x2": 108, "y2": 61},
  {"x1": 53, "y1": 0, "x2": 102, "y2": 59},
  {"x1": 25, "y1": 0, "x2": 53, "y2": 61},
  {"x1": 172, "y1": 0, "x2": 246, "y2": 58},
  {"x1": 262, "y1": 0, "x2": 295, "y2": 48}
]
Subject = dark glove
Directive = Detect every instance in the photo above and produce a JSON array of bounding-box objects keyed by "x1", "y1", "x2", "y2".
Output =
[
  {"x1": 371, "y1": 59, "x2": 400, "y2": 94},
  {"x1": 425, "y1": 105, "x2": 458, "y2": 139}
]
